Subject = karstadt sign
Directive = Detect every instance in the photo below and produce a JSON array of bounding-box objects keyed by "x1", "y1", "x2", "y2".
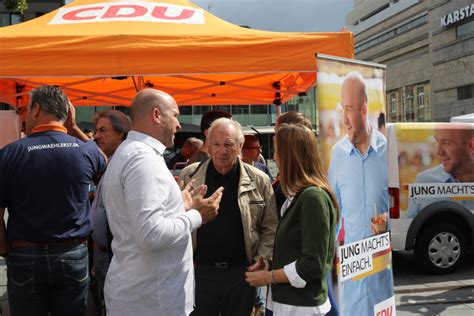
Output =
[{"x1": 440, "y1": 3, "x2": 474, "y2": 28}]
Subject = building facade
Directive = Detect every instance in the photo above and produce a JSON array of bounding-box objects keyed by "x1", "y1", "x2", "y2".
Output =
[
  {"x1": 173, "y1": 87, "x2": 318, "y2": 160},
  {"x1": 347, "y1": 0, "x2": 474, "y2": 122},
  {"x1": 0, "y1": 0, "x2": 63, "y2": 27}
]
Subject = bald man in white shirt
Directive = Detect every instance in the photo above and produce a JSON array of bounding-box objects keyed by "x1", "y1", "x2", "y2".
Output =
[{"x1": 101, "y1": 89, "x2": 223, "y2": 316}]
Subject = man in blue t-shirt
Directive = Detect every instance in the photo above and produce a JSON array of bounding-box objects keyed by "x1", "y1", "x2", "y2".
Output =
[{"x1": 0, "y1": 85, "x2": 106, "y2": 316}]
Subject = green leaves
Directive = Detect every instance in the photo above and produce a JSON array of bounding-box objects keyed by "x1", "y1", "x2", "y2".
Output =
[{"x1": 3, "y1": 0, "x2": 28, "y2": 14}]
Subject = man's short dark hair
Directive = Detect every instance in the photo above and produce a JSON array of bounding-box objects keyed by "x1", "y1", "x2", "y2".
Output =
[
  {"x1": 93, "y1": 109, "x2": 131, "y2": 140},
  {"x1": 243, "y1": 134, "x2": 260, "y2": 148},
  {"x1": 29, "y1": 85, "x2": 69, "y2": 122},
  {"x1": 200, "y1": 110, "x2": 232, "y2": 133},
  {"x1": 83, "y1": 128, "x2": 93, "y2": 134}
]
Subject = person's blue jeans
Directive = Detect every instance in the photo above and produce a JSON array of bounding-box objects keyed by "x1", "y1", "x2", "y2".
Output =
[
  {"x1": 7, "y1": 243, "x2": 89, "y2": 316},
  {"x1": 93, "y1": 246, "x2": 112, "y2": 313},
  {"x1": 254, "y1": 287, "x2": 265, "y2": 308}
]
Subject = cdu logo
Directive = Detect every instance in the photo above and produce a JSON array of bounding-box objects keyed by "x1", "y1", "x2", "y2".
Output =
[{"x1": 49, "y1": 1, "x2": 205, "y2": 25}]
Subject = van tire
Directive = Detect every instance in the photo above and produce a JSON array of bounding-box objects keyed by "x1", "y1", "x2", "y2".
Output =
[{"x1": 415, "y1": 223, "x2": 465, "y2": 274}]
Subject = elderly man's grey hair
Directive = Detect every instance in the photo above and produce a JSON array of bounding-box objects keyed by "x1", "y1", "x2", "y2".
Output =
[
  {"x1": 184, "y1": 137, "x2": 203, "y2": 150},
  {"x1": 207, "y1": 117, "x2": 245, "y2": 146}
]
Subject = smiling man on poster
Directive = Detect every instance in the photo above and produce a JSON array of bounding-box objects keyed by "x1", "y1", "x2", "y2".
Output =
[
  {"x1": 407, "y1": 124, "x2": 474, "y2": 217},
  {"x1": 328, "y1": 71, "x2": 393, "y2": 316}
]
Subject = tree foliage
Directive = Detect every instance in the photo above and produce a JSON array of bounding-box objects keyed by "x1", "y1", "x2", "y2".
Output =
[{"x1": 3, "y1": 0, "x2": 28, "y2": 14}]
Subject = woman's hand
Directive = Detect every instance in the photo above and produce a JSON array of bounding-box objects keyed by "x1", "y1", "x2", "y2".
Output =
[
  {"x1": 246, "y1": 256, "x2": 271, "y2": 287},
  {"x1": 247, "y1": 256, "x2": 269, "y2": 272},
  {"x1": 245, "y1": 270, "x2": 273, "y2": 287}
]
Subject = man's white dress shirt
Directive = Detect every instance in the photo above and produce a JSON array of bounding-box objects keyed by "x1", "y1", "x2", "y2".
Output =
[{"x1": 102, "y1": 131, "x2": 202, "y2": 316}]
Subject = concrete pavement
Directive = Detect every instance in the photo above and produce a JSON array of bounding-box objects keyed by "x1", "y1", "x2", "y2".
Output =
[
  {"x1": 393, "y1": 251, "x2": 474, "y2": 316},
  {"x1": 0, "y1": 252, "x2": 472, "y2": 315}
]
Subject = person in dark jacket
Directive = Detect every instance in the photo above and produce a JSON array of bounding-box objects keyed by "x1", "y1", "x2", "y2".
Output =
[{"x1": 0, "y1": 86, "x2": 106, "y2": 315}]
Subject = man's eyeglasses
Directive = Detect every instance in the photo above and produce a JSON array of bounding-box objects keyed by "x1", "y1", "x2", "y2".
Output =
[{"x1": 243, "y1": 146, "x2": 261, "y2": 150}]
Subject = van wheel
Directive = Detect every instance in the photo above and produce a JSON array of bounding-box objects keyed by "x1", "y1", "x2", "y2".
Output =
[{"x1": 415, "y1": 223, "x2": 465, "y2": 274}]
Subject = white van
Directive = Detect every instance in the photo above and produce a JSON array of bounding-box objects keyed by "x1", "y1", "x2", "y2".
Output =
[{"x1": 386, "y1": 122, "x2": 474, "y2": 274}]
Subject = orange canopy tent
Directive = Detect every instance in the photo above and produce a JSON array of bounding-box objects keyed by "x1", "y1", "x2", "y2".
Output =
[{"x1": 0, "y1": 0, "x2": 353, "y2": 109}]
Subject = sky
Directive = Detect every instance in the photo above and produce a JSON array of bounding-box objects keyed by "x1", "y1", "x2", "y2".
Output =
[{"x1": 190, "y1": 0, "x2": 354, "y2": 32}]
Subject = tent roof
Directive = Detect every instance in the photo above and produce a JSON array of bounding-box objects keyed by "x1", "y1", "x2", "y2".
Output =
[{"x1": 0, "y1": 0, "x2": 353, "y2": 107}]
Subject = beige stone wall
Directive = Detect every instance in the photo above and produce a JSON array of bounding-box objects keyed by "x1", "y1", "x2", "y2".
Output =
[
  {"x1": 354, "y1": 2, "x2": 428, "y2": 44},
  {"x1": 346, "y1": 0, "x2": 391, "y2": 26},
  {"x1": 430, "y1": 0, "x2": 474, "y2": 120},
  {"x1": 352, "y1": 0, "x2": 474, "y2": 122},
  {"x1": 386, "y1": 53, "x2": 432, "y2": 90}
]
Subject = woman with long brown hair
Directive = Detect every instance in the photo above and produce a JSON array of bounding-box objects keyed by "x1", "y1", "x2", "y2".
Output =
[{"x1": 246, "y1": 123, "x2": 338, "y2": 315}]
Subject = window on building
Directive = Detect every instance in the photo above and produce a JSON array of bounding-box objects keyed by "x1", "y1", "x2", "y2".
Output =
[
  {"x1": 213, "y1": 105, "x2": 230, "y2": 113},
  {"x1": 10, "y1": 13, "x2": 22, "y2": 25},
  {"x1": 390, "y1": 93, "x2": 397, "y2": 114},
  {"x1": 360, "y1": 3, "x2": 389, "y2": 22},
  {"x1": 179, "y1": 105, "x2": 192, "y2": 115},
  {"x1": 281, "y1": 100, "x2": 299, "y2": 112},
  {"x1": 250, "y1": 105, "x2": 268, "y2": 114},
  {"x1": 457, "y1": 20, "x2": 474, "y2": 38},
  {"x1": 355, "y1": 14, "x2": 427, "y2": 54},
  {"x1": 0, "y1": 13, "x2": 23, "y2": 27},
  {"x1": 457, "y1": 84, "x2": 474, "y2": 100},
  {"x1": 416, "y1": 86, "x2": 425, "y2": 121},
  {"x1": 0, "y1": 14, "x2": 8, "y2": 26},
  {"x1": 192, "y1": 106, "x2": 211, "y2": 115},
  {"x1": 114, "y1": 106, "x2": 130, "y2": 117},
  {"x1": 231, "y1": 105, "x2": 249, "y2": 115},
  {"x1": 402, "y1": 86, "x2": 415, "y2": 122},
  {"x1": 398, "y1": 23, "x2": 410, "y2": 34},
  {"x1": 403, "y1": 86, "x2": 414, "y2": 109},
  {"x1": 416, "y1": 86, "x2": 424, "y2": 108}
]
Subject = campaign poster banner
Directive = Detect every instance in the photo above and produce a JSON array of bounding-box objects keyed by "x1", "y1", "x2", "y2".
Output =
[
  {"x1": 393, "y1": 123, "x2": 474, "y2": 219},
  {"x1": 409, "y1": 183, "x2": 474, "y2": 199},
  {"x1": 337, "y1": 232, "x2": 391, "y2": 282},
  {"x1": 317, "y1": 55, "x2": 395, "y2": 316}
]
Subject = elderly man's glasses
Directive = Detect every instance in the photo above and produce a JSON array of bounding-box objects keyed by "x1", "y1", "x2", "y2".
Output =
[{"x1": 244, "y1": 146, "x2": 261, "y2": 150}]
